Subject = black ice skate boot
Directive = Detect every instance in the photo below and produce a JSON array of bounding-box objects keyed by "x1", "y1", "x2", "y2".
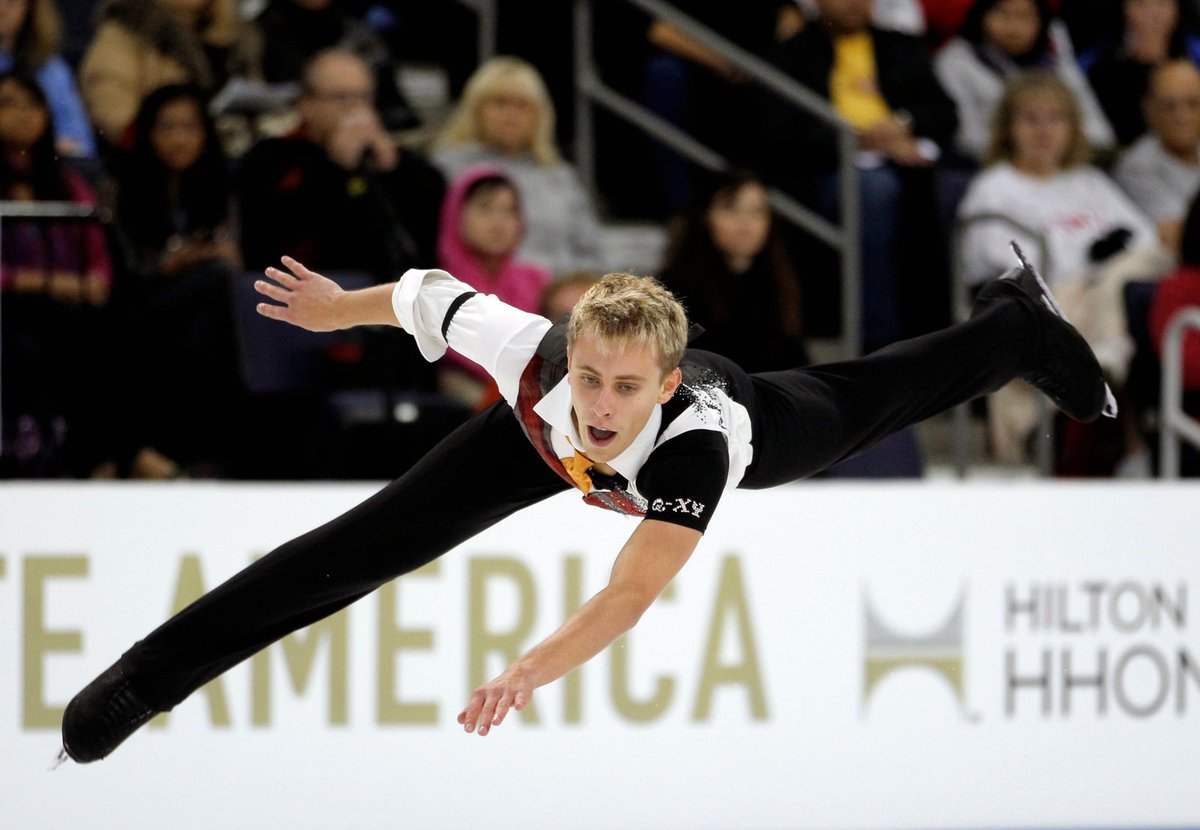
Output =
[
  {"x1": 972, "y1": 242, "x2": 1118, "y2": 423},
  {"x1": 60, "y1": 658, "x2": 158, "y2": 763}
]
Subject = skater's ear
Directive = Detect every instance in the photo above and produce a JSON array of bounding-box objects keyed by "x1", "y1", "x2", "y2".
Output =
[{"x1": 657, "y1": 367, "x2": 682, "y2": 404}]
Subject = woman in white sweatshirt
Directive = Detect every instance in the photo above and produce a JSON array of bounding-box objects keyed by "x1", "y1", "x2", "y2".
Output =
[
  {"x1": 957, "y1": 69, "x2": 1166, "y2": 466},
  {"x1": 957, "y1": 69, "x2": 1153, "y2": 287},
  {"x1": 935, "y1": 0, "x2": 1113, "y2": 163}
]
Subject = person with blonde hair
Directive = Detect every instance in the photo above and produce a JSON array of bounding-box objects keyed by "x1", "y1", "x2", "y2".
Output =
[
  {"x1": 78, "y1": 0, "x2": 260, "y2": 147},
  {"x1": 959, "y1": 70, "x2": 1158, "y2": 287},
  {"x1": 432, "y1": 55, "x2": 606, "y2": 278},
  {"x1": 0, "y1": 0, "x2": 95, "y2": 156},
  {"x1": 62, "y1": 237, "x2": 1116, "y2": 761},
  {"x1": 934, "y1": 0, "x2": 1113, "y2": 163},
  {"x1": 958, "y1": 69, "x2": 1167, "y2": 469}
]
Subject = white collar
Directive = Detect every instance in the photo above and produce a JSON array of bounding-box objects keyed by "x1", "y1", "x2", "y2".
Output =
[{"x1": 532, "y1": 376, "x2": 663, "y2": 484}]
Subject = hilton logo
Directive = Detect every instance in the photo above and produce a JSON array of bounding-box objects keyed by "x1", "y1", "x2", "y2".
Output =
[{"x1": 862, "y1": 587, "x2": 970, "y2": 717}]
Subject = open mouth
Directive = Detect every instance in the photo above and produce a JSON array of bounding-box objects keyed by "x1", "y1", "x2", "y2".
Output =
[{"x1": 588, "y1": 425, "x2": 617, "y2": 447}]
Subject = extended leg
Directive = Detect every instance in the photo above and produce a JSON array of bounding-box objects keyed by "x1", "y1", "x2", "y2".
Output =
[
  {"x1": 62, "y1": 402, "x2": 568, "y2": 761},
  {"x1": 744, "y1": 266, "x2": 1109, "y2": 488}
]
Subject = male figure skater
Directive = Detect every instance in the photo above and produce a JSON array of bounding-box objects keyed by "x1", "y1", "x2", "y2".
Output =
[{"x1": 60, "y1": 246, "x2": 1113, "y2": 762}]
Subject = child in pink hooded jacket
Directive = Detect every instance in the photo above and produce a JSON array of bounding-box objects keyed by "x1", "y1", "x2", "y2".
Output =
[{"x1": 436, "y1": 164, "x2": 551, "y2": 407}]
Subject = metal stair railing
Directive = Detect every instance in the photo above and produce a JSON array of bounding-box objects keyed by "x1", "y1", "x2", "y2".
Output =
[
  {"x1": 1159, "y1": 307, "x2": 1200, "y2": 479},
  {"x1": 572, "y1": 0, "x2": 862, "y2": 359},
  {"x1": 455, "y1": 0, "x2": 497, "y2": 64}
]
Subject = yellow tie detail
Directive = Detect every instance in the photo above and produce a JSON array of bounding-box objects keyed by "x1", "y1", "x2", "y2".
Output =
[{"x1": 560, "y1": 450, "x2": 594, "y2": 494}]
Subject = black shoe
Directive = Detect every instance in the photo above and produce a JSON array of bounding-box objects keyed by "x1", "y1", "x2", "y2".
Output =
[
  {"x1": 973, "y1": 243, "x2": 1117, "y2": 423},
  {"x1": 61, "y1": 659, "x2": 157, "y2": 763}
]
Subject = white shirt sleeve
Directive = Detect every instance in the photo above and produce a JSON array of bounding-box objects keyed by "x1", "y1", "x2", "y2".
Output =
[{"x1": 391, "y1": 268, "x2": 553, "y2": 406}]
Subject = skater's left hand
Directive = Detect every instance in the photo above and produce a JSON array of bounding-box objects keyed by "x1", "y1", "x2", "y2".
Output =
[
  {"x1": 255, "y1": 256, "x2": 346, "y2": 331},
  {"x1": 458, "y1": 668, "x2": 533, "y2": 737}
]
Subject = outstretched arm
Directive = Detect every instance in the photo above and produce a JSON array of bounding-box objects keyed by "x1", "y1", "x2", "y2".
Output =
[
  {"x1": 457, "y1": 519, "x2": 702, "y2": 736},
  {"x1": 254, "y1": 256, "x2": 399, "y2": 331}
]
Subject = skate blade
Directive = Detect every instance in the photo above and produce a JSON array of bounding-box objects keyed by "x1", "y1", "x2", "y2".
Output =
[
  {"x1": 1102, "y1": 383, "x2": 1119, "y2": 419},
  {"x1": 48, "y1": 746, "x2": 70, "y2": 771}
]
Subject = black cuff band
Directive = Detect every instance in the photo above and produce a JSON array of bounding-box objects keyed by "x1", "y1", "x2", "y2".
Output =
[{"x1": 441, "y1": 291, "x2": 478, "y2": 342}]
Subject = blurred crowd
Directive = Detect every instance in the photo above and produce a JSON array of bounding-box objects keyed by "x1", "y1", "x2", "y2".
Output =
[{"x1": 2, "y1": 0, "x2": 1199, "y2": 481}]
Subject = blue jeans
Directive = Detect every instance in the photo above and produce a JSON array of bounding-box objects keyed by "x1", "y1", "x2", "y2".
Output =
[{"x1": 817, "y1": 165, "x2": 904, "y2": 352}]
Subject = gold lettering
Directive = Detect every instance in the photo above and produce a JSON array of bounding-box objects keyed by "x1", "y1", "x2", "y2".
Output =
[
  {"x1": 252, "y1": 612, "x2": 349, "y2": 726},
  {"x1": 468, "y1": 557, "x2": 539, "y2": 723},
  {"x1": 693, "y1": 556, "x2": 768, "y2": 721},
  {"x1": 152, "y1": 555, "x2": 231, "y2": 728},
  {"x1": 562, "y1": 555, "x2": 584, "y2": 723},
  {"x1": 611, "y1": 582, "x2": 676, "y2": 722},
  {"x1": 23, "y1": 555, "x2": 87, "y2": 728},
  {"x1": 377, "y1": 561, "x2": 439, "y2": 725},
  {"x1": 0, "y1": 555, "x2": 7, "y2": 580}
]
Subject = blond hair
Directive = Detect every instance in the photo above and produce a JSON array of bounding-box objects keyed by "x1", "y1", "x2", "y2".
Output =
[
  {"x1": 434, "y1": 56, "x2": 560, "y2": 167},
  {"x1": 986, "y1": 69, "x2": 1090, "y2": 169},
  {"x1": 567, "y1": 273, "x2": 689, "y2": 375}
]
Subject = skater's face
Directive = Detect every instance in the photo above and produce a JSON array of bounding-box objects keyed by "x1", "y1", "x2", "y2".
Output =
[
  {"x1": 566, "y1": 332, "x2": 682, "y2": 467},
  {"x1": 983, "y1": 0, "x2": 1041, "y2": 57},
  {"x1": 1010, "y1": 92, "x2": 1072, "y2": 175}
]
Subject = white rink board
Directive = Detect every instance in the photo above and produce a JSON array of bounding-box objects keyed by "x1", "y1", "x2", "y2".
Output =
[{"x1": 1, "y1": 481, "x2": 1199, "y2": 830}]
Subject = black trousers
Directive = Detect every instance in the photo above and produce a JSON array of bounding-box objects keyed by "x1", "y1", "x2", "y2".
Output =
[{"x1": 123, "y1": 298, "x2": 1034, "y2": 709}]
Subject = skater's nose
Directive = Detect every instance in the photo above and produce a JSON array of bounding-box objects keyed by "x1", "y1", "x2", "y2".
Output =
[{"x1": 592, "y1": 387, "x2": 614, "y2": 418}]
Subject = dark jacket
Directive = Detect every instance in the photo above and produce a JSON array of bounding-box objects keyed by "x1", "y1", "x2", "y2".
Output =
[
  {"x1": 237, "y1": 135, "x2": 444, "y2": 280},
  {"x1": 762, "y1": 24, "x2": 959, "y2": 176}
]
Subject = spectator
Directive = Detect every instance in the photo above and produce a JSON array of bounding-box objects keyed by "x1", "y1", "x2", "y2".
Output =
[
  {"x1": 959, "y1": 71, "x2": 1159, "y2": 289},
  {"x1": 0, "y1": 0, "x2": 96, "y2": 157},
  {"x1": 432, "y1": 56, "x2": 606, "y2": 279},
  {"x1": 957, "y1": 70, "x2": 1168, "y2": 466},
  {"x1": 658, "y1": 169, "x2": 810, "y2": 373},
  {"x1": 637, "y1": 1, "x2": 805, "y2": 213},
  {"x1": 0, "y1": 69, "x2": 112, "y2": 477},
  {"x1": 252, "y1": 0, "x2": 418, "y2": 131},
  {"x1": 112, "y1": 84, "x2": 238, "y2": 279},
  {"x1": 435, "y1": 164, "x2": 551, "y2": 408},
  {"x1": 541, "y1": 270, "x2": 602, "y2": 322},
  {"x1": 1149, "y1": 189, "x2": 1200, "y2": 477},
  {"x1": 1113, "y1": 58, "x2": 1200, "y2": 251},
  {"x1": 77, "y1": 0, "x2": 260, "y2": 149},
  {"x1": 1079, "y1": 0, "x2": 1200, "y2": 146},
  {"x1": 761, "y1": 0, "x2": 959, "y2": 352},
  {"x1": 237, "y1": 48, "x2": 444, "y2": 280},
  {"x1": 104, "y1": 84, "x2": 242, "y2": 476},
  {"x1": 935, "y1": 0, "x2": 1113, "y2": 163}
]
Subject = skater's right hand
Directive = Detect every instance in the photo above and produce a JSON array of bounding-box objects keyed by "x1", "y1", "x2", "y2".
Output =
[{"x1": 255, "y1": 256, "x2": 346, "y2": 332}]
